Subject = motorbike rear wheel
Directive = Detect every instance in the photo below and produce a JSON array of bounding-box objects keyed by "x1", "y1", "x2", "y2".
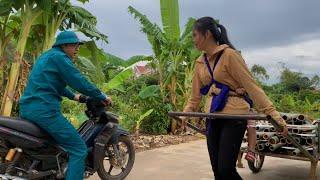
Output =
[{"x1": 97, "y1": 135, "x2": 135, "y2": 180}]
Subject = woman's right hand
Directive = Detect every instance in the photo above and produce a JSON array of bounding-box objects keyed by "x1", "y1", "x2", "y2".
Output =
[
  {"x1": 275, "y1": 117, "x2": 288, "y2": 136},
  {"x1": 279, "y1": 124, "x2": 288, "y2": 136}
]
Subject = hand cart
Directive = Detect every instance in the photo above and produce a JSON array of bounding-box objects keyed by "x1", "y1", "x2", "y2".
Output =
[{"x1": 168, "y1": 112, "x2": 319, "y2": 180}]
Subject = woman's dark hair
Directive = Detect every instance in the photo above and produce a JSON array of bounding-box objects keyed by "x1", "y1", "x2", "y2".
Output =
[{"x1": 193, "y1": 16, "x2": 235, "y2": 49}]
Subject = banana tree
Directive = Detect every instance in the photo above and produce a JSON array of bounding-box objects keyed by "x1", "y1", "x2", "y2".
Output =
[
  {"x1": 32, "y1": 0, "x2": 108, "y2": 56},
  {"x1": 77, "y1": 40, "x2": 149, "y2": 92},
  {"x1": 129, "y1": 1, "x2": 196, "y2": 106},
  {"x1": 129, "y1": 0, "x2": 199, "y2": 132},
  {"x1": 76, "y1": 41, "x2": 106, "y2": 84},
  {"x1": 0, "y1": 3, "x2": 17, "y2": 59},
  {"x1": 0, "y1": 1, "x2": 21, "y2": 101},
  {"x1": 64, "y1": 5, "x2": 108, "y2": 44},
  {"x1": 1, "y1": 0, "x2": 109, "y2": 116},
  {"x1": 1, "y1": 0, "x2": 43, "y2": 116}
]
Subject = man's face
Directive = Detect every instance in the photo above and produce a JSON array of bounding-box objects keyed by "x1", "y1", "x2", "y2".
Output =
[{"x1": 61, "y1": 43, "x2": 81, "y2": 61}]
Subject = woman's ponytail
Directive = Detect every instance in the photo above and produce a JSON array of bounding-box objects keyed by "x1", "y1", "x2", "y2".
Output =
[{"x1": 216, "y1": 23, "x2": 235, "y2": 49}]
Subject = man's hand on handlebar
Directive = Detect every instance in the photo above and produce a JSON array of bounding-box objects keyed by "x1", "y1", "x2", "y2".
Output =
[
  {"x1": 74, "y1": 94, "x2": 81, "y2": 102},
  {"x1": 102, "y1": 97, "x2": 112, "y2": 107},
  {"x1": 74, "y1": 94, "x2": 87, "y2": 103},
  {"x1": 74, "y1": 94, "x2": 112, "y2": 107}
]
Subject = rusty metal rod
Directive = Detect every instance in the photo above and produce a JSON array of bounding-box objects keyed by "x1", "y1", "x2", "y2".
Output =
[
  {"x1": 293, "y1": 118, "x2": 305, "y2": 125},
  {"x1": 257, "y1": 140, "x2": 268, "y2": 143},
  {"x1": 280, "y1": 138, "x2": 287, "y2": 144},
  {"x1": 292, "y1": 148, "x2": 301, "y2": 156},
  {"x1": 280, "y1": 113, "x2": 305, "y2": 121},
  {"x1": 292, "y1": 146, "x2": 313, "y2": 156},
  {"x1": 168, "y1": 112, "x2": 269, "y2": 120},
  {"x1": 258, "y1": 143, "x2": 265, "y2": 151},
  {"x1": 298, "y1": 134, "x2": 317, "y2": 137},
  {"x1": 282, "y1": 146, "x2": 296, "y2": 150},
  {"x1": 292, "y1": 129, "x2": 301, "y2": 134},
  {"x1": 255, "y1": 124, "x2": 317, "y2": 129},
  {"x1": 270, "y1": 143, "x2": 284, "y2": 151},
  {"x1": 256, "y1": 132, "x2": 264, "y2": 139},
  {"x1": 262, "y1": 132, "x2": 276, "y2": 140},
  {"x1": 269, "y1": 136, "x2": 280, "y2": 145},
  {"x1": 306, "y1": 138, "x2": 313, "y2": 146},
  {"x1": 286, "y1": 138, "x2": 293, "y2": 145},
  {"x1": 263, "y1": 128, "x2": 271, "y2": 132},
  {"x1": 256, "y1": 126, "x2": 266, "y2": 131},
  {"x1": 170, "y1": 116, "x2": 206, "y2": 135}
]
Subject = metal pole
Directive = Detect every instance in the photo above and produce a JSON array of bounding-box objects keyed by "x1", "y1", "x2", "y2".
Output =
[{"x1": 168, "y1": 111, "x2": 269, "y2": 120}]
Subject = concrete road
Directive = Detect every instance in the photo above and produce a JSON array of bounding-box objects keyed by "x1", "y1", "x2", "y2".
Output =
[{"x1": 90, "y1": 140, "x2": 319, "y2": 180}]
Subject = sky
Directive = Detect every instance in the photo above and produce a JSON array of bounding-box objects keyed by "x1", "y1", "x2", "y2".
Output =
[{"x1": 72, "y1": 0, "x2": 320, "y2": 84}]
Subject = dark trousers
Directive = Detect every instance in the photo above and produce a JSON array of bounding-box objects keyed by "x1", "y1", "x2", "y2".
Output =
[
  {"x1": 20, "y1": 108, "x2": 87, "y2": 180},
  {"x1": 206, "y1": 119, "x2": 247, "y2": 180}
]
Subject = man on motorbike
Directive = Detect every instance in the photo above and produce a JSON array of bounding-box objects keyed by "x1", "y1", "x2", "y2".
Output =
[{"x1": 19, "y1": 30, "x2": 111, "y2": 180}]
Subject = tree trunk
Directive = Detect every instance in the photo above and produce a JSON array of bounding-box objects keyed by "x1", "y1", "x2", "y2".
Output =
[
  {"x1": 1, "y1": 53, "x2": 21, "y2": 116},
  {"x1": 169, "y1": 75, "x2": 178, "y2": 133},
  {"x1": 0, "y1": 6, "x2": 42, "y2": 116},
  {"x1": 0, "y1": 57, "x2": 6, "y2": 104}
]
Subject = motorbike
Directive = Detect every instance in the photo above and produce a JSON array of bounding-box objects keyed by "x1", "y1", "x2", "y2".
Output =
[{"x1": 0, "y1": 97, "x2": 135, "y2": 180}]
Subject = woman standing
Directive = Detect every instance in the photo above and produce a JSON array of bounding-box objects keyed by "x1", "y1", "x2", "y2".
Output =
[{"x1": 182, "y1": 17, "x2": 288, "y2": 180}]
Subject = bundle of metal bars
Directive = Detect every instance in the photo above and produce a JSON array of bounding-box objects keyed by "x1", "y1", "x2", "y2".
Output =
[{"x1": 243, "y1": 113, "x2": 319, "y2": 157}]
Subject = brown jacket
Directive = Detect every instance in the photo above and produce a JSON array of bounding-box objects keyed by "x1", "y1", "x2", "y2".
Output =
[{"x1": 183, "y1": 44, "x2": 286, "y2": 126}]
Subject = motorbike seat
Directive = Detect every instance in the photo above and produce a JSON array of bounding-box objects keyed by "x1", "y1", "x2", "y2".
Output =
[{"x1": 0, "y1": 116, "x2": 48, "y2": 138}]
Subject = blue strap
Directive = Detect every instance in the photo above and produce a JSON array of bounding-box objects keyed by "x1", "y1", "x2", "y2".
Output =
[
  {"x1": 200, "y1": 52, "x2": 224, "y2": 96},
  {"x1": 201, "y1": 51, "x2": 227, "y2": 135}
]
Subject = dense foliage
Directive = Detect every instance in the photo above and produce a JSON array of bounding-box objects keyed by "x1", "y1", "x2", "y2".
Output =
[{"x1": 0, "y1": 0, "x2": 319, "y2": 135}]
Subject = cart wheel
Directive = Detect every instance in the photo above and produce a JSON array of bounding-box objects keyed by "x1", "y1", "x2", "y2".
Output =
[{"x1": 247, "y1": 154, "x2": 265, "y2": 173}]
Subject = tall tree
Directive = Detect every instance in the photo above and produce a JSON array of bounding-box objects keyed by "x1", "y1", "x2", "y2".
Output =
[
  {"x1": 0, "y1": 0, "x2": 108, "y2": 116},
  {"x1": 251, "y1": 64, "x2": 269, "y2": 83},
  {"x1": 280, "y1": 67, "x2": 314, "y2": 92},
  {"x1": 0, "y1": 2, "x2": 19, "y2": 101},
  {"x1": 129, "y1": 0, "x2": 199, "y2": 132},
  {"x1": 311, "y1": 75, "x2": 320, "y2": 89},
  {"x1": 1, "y1": 0, "x2": 43, "y2": 116}
]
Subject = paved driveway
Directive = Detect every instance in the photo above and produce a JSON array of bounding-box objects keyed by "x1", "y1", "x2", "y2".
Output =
[{"x1": 90, "y1": 140, "x2": 319, "y2": 180}]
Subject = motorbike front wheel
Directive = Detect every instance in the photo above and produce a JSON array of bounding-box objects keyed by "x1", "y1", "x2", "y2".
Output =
[{"x1": 97, "y1": 135, "x2": 135, "y2": 180}]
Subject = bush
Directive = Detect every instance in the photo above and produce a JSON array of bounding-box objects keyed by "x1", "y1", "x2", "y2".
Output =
[
  {"x1": 138, "y1": 95, "x2": 172, "y2": 134},
  {"x1": 109, "y1": 75, "x2": 172, "y2": 134},
  {"x1": 61, "y1": 99, "x2": 87, "y2": 128}
]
